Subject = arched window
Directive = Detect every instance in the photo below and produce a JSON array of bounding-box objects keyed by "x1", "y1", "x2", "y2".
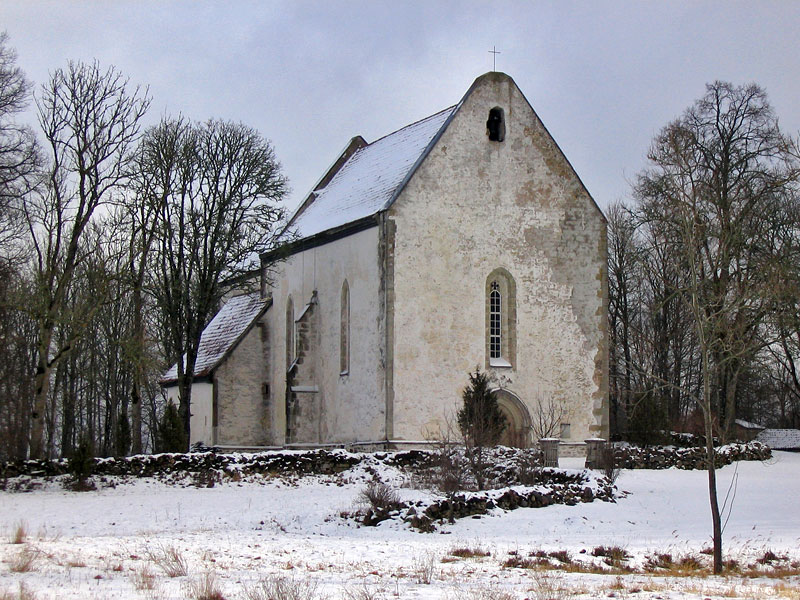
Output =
[
  {"x1": 286, "y1": 296, "x2": 294, "y2": 370},
  {"x1": 486, "y1": 269, "x2": 516, "y2": 368},
  {"x1": 340, "y1": 280, "x2": 350, "y2": 375},
  {"x1": 489, "y1": 282, "x2": 501, "y2": 359}
]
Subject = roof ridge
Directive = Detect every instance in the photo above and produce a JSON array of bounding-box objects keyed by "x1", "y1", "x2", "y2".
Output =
[
  {"x1": 277, "y1": 103, "x2": 458, "y2": 244},
  {"x1": 365, "y1": 104, "x2": 456, "y2": 147}
]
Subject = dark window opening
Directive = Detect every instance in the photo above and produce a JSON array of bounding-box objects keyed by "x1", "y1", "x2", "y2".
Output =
[{"x1": 487, "y1": 107, "x2": 505, "y2": 142}]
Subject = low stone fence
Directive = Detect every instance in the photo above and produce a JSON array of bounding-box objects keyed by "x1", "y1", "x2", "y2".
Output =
[
  {"x1": 0, "y1": 449, "x2": 361, "y2": 480},
  {"x1": 2, "y1": 440, "x2": 771, "y2": 484},
  {"x1": 533, "y1": 437, "x2": 771, "y2": 471},
  {"x1": 609, "y1": 441, "x2": 771, "y2": 470},
  {"x1": 405, "y1": 479, "x2": 614, "y2": 532}
]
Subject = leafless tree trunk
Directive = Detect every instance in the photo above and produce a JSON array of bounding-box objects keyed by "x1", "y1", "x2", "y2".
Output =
[
  {"x1": 607, "y1": 202, "x2": 638, "y2": 435},
  {"x1": 24, "y1": 61, "x2": 149, "y2": 458},
  {"x1": 0, "y1": 265, "x2": 37, "y2": 461},
  {"x1": 124, "y1": 153, "x2": 165, "y2": 455},
  {"x1": 635, "y1": 81, "x2": 800, "y2": 573}
]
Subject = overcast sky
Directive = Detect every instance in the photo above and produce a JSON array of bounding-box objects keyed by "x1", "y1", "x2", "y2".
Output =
[{"x1": 3, "y1": 1, "x2": 800, "y2": 213}]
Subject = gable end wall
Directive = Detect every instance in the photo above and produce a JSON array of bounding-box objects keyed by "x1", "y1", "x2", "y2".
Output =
[{"x1": 387, "y1": 73, "x2": 608, "y2": 445}]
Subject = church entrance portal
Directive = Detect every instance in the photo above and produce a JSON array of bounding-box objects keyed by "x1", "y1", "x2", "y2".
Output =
[{"x1": 494, "y1": 389, "x2": 531, "y2": 448}]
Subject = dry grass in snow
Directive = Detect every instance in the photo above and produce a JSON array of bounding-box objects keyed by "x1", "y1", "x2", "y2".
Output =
[{"x1": 0, "y1": 451, "x2": 799, "y2": 599}]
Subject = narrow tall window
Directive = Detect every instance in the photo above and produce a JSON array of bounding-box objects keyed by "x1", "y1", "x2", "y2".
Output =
[
  {"x1": 489, "y1": 282, "x2": 501, "y2": 359},
  {"x1": 340, "y1": 280, "x2": 350, "y2": 374},
  {"x1": 286, "y1": 296, "x2": 294, "y2": 369},
  {"x1": 486, "y1": 269, "x2": 516, "y2": 368}
]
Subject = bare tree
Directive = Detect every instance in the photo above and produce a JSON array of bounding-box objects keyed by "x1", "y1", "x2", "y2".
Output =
[
  {"x1": 123, "y1": 131, "x2": 172, "y2": 455},
  {"x1": 607, "y1": 201, "x2": 637, "y2": 435},
  {"x1": 528, "y1": 393, "x2": 567, "y2": 441},
  {"x1": 635, "y1": 81, "x2": 800, "y2": 573},
  {"x1": 765, "y1": 200, "x2": 800, "y2": 429},
  {"x1": 769, "y1": 331, "x2": 800, "y2": 428},
  {"x1": 0, "y1": 33, "x2": 39, "y2": 458},
  {"x1": 23, "y1": 61, "x2": 149, "y2": 458},
  {"x1": 0, "y1": 265, "x2": 37, "y2": 461},
  {"x1": 142, "y1": 117, "x2": 287, "y2": 445},
  {"x1": 0, "y1": 32, "x2": 38, "y2": 261}
]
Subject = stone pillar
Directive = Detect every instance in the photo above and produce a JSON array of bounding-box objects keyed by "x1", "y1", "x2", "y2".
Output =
[
  {"x1": 539, "y1": 438, "x2": 559, "y2": 468},
  {"x1": 584, "y1": 437, "x2": 606, "y2": 469}
]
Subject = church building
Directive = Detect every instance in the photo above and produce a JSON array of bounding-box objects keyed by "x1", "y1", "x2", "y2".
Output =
[{"x1": 162, "y1": 72, "x2": 609, "y2": 454}]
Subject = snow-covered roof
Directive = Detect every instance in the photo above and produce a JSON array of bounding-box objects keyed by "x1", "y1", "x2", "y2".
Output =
[
  {"x1": 161, "y1": 293, "x2": 270, "y2": 385},
  {"x1": 735, "y1": 419, "x2": 764, "y2": 430},
  {"x1": 285, "y1": 105, "x2": 457, "y2": 241},
  {"x1": 756, "y1": 428, "x2": 800, "y2": 450}
]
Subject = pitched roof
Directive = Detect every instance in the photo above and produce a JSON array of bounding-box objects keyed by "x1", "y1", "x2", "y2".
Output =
[
  {"x1": 161, "y1": 292, "x2": 270, "y2": 385},
  {"x1": 756, "y1": 428, "x2": 800, "y2": 450},
  {"x1": 285, "y1": 105, "x2": 457, "y2": 241},
  {"x1": 735, "y1": 419, "x2": 764, "y2": 430}
]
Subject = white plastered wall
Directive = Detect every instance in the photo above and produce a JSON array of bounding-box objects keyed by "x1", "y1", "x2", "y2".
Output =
[
  {"x1": 387, "y1": 73, "x2": 608, "y2": 446},
  {"x1": 167, "y1": 382, "x2": 214, "y2": 447},
  {"x1": 264, "y1": 226, "x2": 387, "y2": 444}
]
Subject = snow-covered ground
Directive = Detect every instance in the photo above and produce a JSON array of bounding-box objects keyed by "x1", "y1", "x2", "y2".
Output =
[{"x1": 1, "y1": 451, "x2": 798, "y2": 599}]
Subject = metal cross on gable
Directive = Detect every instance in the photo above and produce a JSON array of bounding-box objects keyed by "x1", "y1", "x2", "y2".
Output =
[{"x1": 489, "y1": 46, "x2": 501, "y2": 71}]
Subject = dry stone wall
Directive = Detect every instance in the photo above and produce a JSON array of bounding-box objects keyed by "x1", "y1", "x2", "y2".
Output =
[{"x1": 610, "y1": 441, "x2": 771, "y2": 470}]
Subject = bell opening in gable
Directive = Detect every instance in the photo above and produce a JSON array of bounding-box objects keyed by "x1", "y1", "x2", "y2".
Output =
[{"x1": 486, "y1": 107, "x2": 505, "y2": 142}]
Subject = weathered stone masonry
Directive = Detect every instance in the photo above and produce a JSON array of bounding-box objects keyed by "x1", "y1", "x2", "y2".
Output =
[{"x1": 165, "y1": 72, "x2": 609, "y2": 453}]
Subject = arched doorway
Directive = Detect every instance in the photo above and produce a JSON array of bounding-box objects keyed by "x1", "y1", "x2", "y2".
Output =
[{"x1": 493, "y1": 389, "x2": 531, "y2": 448}]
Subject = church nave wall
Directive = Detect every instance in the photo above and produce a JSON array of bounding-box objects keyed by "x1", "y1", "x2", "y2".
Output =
[{"x1": 263, "y1": 226, "x2": 387, "y2": 445}]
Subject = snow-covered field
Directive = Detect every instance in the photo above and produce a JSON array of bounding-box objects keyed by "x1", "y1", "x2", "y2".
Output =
[{"x1": 1, "y1": 451, "x2": 798, "y2": 599}]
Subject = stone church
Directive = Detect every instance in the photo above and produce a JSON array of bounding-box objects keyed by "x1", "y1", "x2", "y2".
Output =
[{"x1": 162, "y1": 72, "x2": 609, "y2": 454}]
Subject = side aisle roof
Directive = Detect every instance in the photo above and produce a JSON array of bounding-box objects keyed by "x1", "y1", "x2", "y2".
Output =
[{"x1": 161, "y1": 293, "x2": 270, "y2": 385}]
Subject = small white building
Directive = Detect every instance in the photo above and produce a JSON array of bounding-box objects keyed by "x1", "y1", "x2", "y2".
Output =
[
  {"x1": 162, "y1": 72, "x2": 609, "y2": 453},
  {"x1": 756, "y1": 428, "x2": 800, "y2": 451},
  {"x1": 161, "y1": 293, "x2": 271, "y2": 447}
]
